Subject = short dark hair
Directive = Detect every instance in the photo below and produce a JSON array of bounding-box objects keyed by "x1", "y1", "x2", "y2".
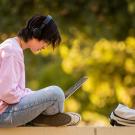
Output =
[{"x1": 18, "y1": 15, "x2": 61, "y2": 49}]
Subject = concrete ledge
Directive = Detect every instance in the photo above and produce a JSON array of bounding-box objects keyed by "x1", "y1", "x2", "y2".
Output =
[
  {"x1": 0, "y1": 127, "x2": 94, "y2": 135},
  {"x1": 0, "y1": 127, "x2": 135, "y2": 135},
  {"x1": 97, "y1": 127, "x2": 135, "y2": 135}
]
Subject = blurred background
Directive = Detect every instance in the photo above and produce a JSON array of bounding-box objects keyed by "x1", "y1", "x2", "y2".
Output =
[{"x1": 0, "y1": 0, "x2": 135, "y2": 126}]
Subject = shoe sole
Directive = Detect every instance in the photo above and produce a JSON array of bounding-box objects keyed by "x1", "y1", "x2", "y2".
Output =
[{"x1": 29, "y1": 113, "x2": 72, "y2": 126}]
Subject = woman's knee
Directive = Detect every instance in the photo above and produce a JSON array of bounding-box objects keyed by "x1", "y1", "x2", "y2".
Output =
[{"x1": 49, "y1": 86, "x2": 65, "y2": 101}]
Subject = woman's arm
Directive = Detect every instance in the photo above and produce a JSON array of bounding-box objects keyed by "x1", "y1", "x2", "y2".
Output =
[{"x1": 0, "y1": 55, "x2": 22, "y2": 104}]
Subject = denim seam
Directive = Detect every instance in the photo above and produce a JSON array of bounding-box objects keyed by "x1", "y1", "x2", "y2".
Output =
[{"x1": 3, "y1": 99, "x2": 57, "y2": 113}]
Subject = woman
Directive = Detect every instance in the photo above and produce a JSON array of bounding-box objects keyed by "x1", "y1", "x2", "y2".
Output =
[{"x1": 0, "y1": 15, "x2": 81, "y2": 127}]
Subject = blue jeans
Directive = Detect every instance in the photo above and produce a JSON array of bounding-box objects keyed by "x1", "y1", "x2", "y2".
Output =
[{"x1": 0, "y1": 86, "x2": 65, "y2": 127}]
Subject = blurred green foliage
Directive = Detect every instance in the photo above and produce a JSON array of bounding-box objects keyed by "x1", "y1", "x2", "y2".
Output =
[{"x1": 0, "y1": 0, "x2": 135, "y2": 126}]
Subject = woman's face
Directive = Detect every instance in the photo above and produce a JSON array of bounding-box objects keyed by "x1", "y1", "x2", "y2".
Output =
[{"x1": 28, "y1": 38, "x2": 48, "y2": 53}]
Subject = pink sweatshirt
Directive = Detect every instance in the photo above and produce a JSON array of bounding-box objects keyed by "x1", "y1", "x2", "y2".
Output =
[{"x1": 0, "y1": 37, "x2": 33, "y2": 114}]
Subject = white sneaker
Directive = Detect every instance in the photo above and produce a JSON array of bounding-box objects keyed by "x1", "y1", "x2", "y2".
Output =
[
  {"x1": 27, "y1": 112, "x2": 81, "y2": 127},
  {"x1": 65, "y1": 112, "x2": 81, "y2": 126}
]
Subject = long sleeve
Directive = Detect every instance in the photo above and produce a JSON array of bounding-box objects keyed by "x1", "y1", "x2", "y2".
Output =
[{"x1": 0, "y1": 55, "x2": 23, "y2": 104}]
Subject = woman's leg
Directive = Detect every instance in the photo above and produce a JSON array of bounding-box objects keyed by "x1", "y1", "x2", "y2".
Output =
[{"x1": 0, "y1": 86, "x2": 65, "y2": 127}]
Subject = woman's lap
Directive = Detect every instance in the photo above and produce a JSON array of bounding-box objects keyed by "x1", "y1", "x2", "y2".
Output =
[{"x1": 0, "y1": 85, "x2": 65, "y2": 127}]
